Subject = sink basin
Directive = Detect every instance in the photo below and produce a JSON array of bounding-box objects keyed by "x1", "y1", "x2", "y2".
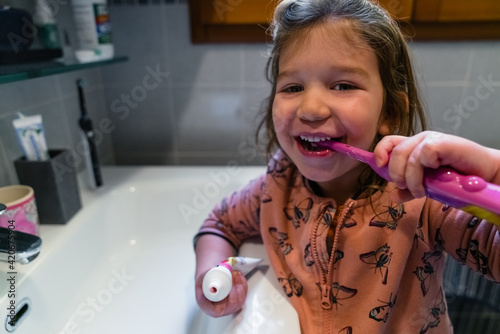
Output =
[{"x1": 0, "y1": 166, "x2": 300, "y2": 333}]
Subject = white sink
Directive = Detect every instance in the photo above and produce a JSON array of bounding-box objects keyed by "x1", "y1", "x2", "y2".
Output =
[{"x1": 0, "y1": 166, "x2": 300, "y2": 333}]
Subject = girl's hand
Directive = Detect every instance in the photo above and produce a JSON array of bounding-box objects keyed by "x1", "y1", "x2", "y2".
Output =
[
  {"x1": 374, "y1": 131, "x2": 500, "y2": 203},
  {"x1": 195, "y1": 269, "x2": 248, "y2": 318}
]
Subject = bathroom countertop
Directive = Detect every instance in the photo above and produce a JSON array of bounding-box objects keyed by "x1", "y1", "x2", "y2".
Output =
[{"x1": 0, "y1": 166, "x2": 300, "y2": 334}]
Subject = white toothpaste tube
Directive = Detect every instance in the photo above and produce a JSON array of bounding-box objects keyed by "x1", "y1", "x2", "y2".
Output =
[
  {"x1": 13, "y1": 114, "x2": 49, "y2": 161},
  {"x1": 202, "y1": 256, "x2": 263, "y2": 302}
]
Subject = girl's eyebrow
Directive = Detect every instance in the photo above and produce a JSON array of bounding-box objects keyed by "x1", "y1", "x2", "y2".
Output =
[
  {"x1": 334, "y1": 66, "x2": 370, "y2": 79},
  {"x1": 276, "y1": 70, "x2": 295, "y2": 81},
  {"x1": 277, "y1": 66, "x2": 371, "y2": 81}
]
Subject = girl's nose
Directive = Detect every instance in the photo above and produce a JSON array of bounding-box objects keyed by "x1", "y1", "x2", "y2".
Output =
[{"x1": 297, "y1": 87, "x2": 331, "y2": 122}]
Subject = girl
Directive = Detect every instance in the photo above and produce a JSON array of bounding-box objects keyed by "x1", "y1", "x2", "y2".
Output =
[{"x1": 194, "y1": 0, "x2": 500, "y2": 333}]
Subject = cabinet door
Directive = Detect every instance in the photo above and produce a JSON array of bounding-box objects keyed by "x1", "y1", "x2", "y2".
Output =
[
  {"x1": 199, "y1": 0, "x2": 414, "y2": 24},
  {"x1": 409, "y1": 0, "x2": 500, "y2": 39},
  {"x1": 189, "y1": 0, "x2": 275, "y2": 43},
  {"x1": 201, "y1": 0, "x2": 278, "y2": 24},
  {"x1": 189, "y1": 0, "x2": 500, "y2": 42},
  {"x1": 189, "y1": 0, "x2": 414, "y2": 43},
  {"x1": 414, "y1": 0, "x2": 500, "y2": 21},
  {"x1": 201, "y1": 0, "x2": 414, "y2": 23},
  {"x1": 378, "y1": 0, "x2": 414, "y2": 21}
]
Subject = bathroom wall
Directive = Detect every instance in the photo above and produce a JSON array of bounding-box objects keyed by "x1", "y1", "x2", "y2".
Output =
[
  {"x1": 1, "y1": 0, "x2": 499, "y2": 187},
  {"x1": 101, "y1": 1, "x2": 271, "y2": 166}
]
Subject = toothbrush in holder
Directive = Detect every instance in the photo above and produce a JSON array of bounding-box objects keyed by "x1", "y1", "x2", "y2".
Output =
[{"x1": 318, "y1": 141, "x2": 500, "y2": 226}]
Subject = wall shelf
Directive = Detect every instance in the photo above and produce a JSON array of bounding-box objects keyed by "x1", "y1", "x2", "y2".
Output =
[{"x1": 0, "y1": 56, "x2": 128, "y2": 85}]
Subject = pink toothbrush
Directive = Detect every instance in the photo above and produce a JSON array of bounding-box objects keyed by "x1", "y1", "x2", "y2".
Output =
[{"x1": 318, "y1": 141, "x2": 500, "y2": 226}]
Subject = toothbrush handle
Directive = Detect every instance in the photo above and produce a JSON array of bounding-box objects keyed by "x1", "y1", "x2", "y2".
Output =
[
  {"x1": 423, "y1": 168, "x2": 500, "y2": 226},
  {"x1": 324, "y1": 141, "x2": 500, "y2": 225}
]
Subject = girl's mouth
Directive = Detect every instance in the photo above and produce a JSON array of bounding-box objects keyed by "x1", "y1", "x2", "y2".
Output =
[{"x1": 296, "y1": 136, "x2": 340, "y2": 153}]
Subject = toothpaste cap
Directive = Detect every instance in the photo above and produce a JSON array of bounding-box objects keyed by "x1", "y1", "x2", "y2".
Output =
[
  {"x1": 204, "y1": 278, "x2": 229, "y2": 302},
  {"x1": 202, "y1": 265, "x2": 233, "y2": 302}
]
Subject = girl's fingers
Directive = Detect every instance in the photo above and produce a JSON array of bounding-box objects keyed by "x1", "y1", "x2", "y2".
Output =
[
  {"x1": 221, "y1": 271, "x2": 247, "y2": 315},
  {"x1": 374, "y1": 135, "x2": 406, "y2": 167},
  {"x1": 386, "y1": 135, "x2": 424, "y2": 190},
  {"x1": 405, "y1": 132, "x2": 455, "y2": 198},
  {"x1": 233, "y1": 270, "x2": 248, "y2": 306},
  {"x1": 404, "y1": 142, "x2": 433, "y2": 198},
  {"x1": 376, "y1": 132, "x2": 439, "y2": 198},
  {"x1": 374, "y1": 135, "x2": 412, "y2": 189}
]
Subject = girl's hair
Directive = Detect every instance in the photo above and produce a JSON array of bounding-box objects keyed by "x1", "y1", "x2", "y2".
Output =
[{"x1": 256, "y1": 0, "x2": 427, "y2": 194}]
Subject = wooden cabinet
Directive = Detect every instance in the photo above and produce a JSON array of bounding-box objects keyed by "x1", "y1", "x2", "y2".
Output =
[
  {"x1": 413, "y1": 0, "x2": 500, "y2": 22},
  {"x1": 189, "y1": 0, "x2": 278, "y2": 43},
  {"x1": 199, "y1": 0, "x2": 279, "y2": 24},
  {"x1": 189, "y1": 0, "x2": 500, "y2": 43},
  {"x1": 407, "y1": 0, "x2": 500, "y2": 39},
  {"x1": 376, "y1": 0, "x2": 414, "y2": 21}
]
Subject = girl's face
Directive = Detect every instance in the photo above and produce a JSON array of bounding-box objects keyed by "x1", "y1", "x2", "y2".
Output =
[{"x1": 272, "y1": 23, "x2": 389, "y2": 199}]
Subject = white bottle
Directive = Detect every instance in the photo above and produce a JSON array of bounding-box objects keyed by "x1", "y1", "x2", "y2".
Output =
[
  {"x1": 34, "y1": 0, "x2": 61, "y2": 49},
  {"x1": 71, "y1": 0, "x2": 114, "y2": 62}
]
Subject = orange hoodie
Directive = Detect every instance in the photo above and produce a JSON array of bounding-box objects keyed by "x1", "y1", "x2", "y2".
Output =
[{"x1": 196, "y1": 151, "x2": 500, "y2": 334}]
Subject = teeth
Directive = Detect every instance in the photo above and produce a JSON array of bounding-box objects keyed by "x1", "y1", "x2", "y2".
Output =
[{"x1": 300, "y1": 135, "x2": 332, "y2": 142}]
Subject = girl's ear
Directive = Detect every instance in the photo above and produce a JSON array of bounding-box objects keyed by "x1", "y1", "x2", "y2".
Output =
[
  {"x1": 377, "y1": 91, "x2": 409, "y2": 136},
  {"x1": 377, "y1": 121, "x2": 391, "y2": 136}
]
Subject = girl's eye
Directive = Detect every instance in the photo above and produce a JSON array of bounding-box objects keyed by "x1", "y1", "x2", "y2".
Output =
[
  {"x1": 283, "y1": 85, "x2": 303, "y2": 93},
  {"x1": 333, "y1": 83, "x2": 356, "y2": 91}
]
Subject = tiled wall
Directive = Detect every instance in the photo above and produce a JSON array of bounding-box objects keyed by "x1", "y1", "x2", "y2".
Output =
[
  {"x1": 101, "y1": 2, "x2": 270, "y2": 165},
  {"x1": 1, "y1": 1, "x2": 499, "y2": 187},
  {"x1": 411, "y1": 42, "x2": 500, "y2": 149}
]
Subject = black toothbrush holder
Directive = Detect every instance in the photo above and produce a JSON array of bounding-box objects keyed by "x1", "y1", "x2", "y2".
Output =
[{"x1": 14, "y1": 149, "x2": 82, "y2": 225}]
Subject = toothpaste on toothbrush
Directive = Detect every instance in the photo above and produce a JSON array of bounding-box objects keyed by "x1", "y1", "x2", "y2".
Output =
[
  {"x1": 202, "y1": 257, "x2": 263, "y2": 302},
  {"x1": 12, "y1": 113, "x2": 49, "y2": 161}
]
